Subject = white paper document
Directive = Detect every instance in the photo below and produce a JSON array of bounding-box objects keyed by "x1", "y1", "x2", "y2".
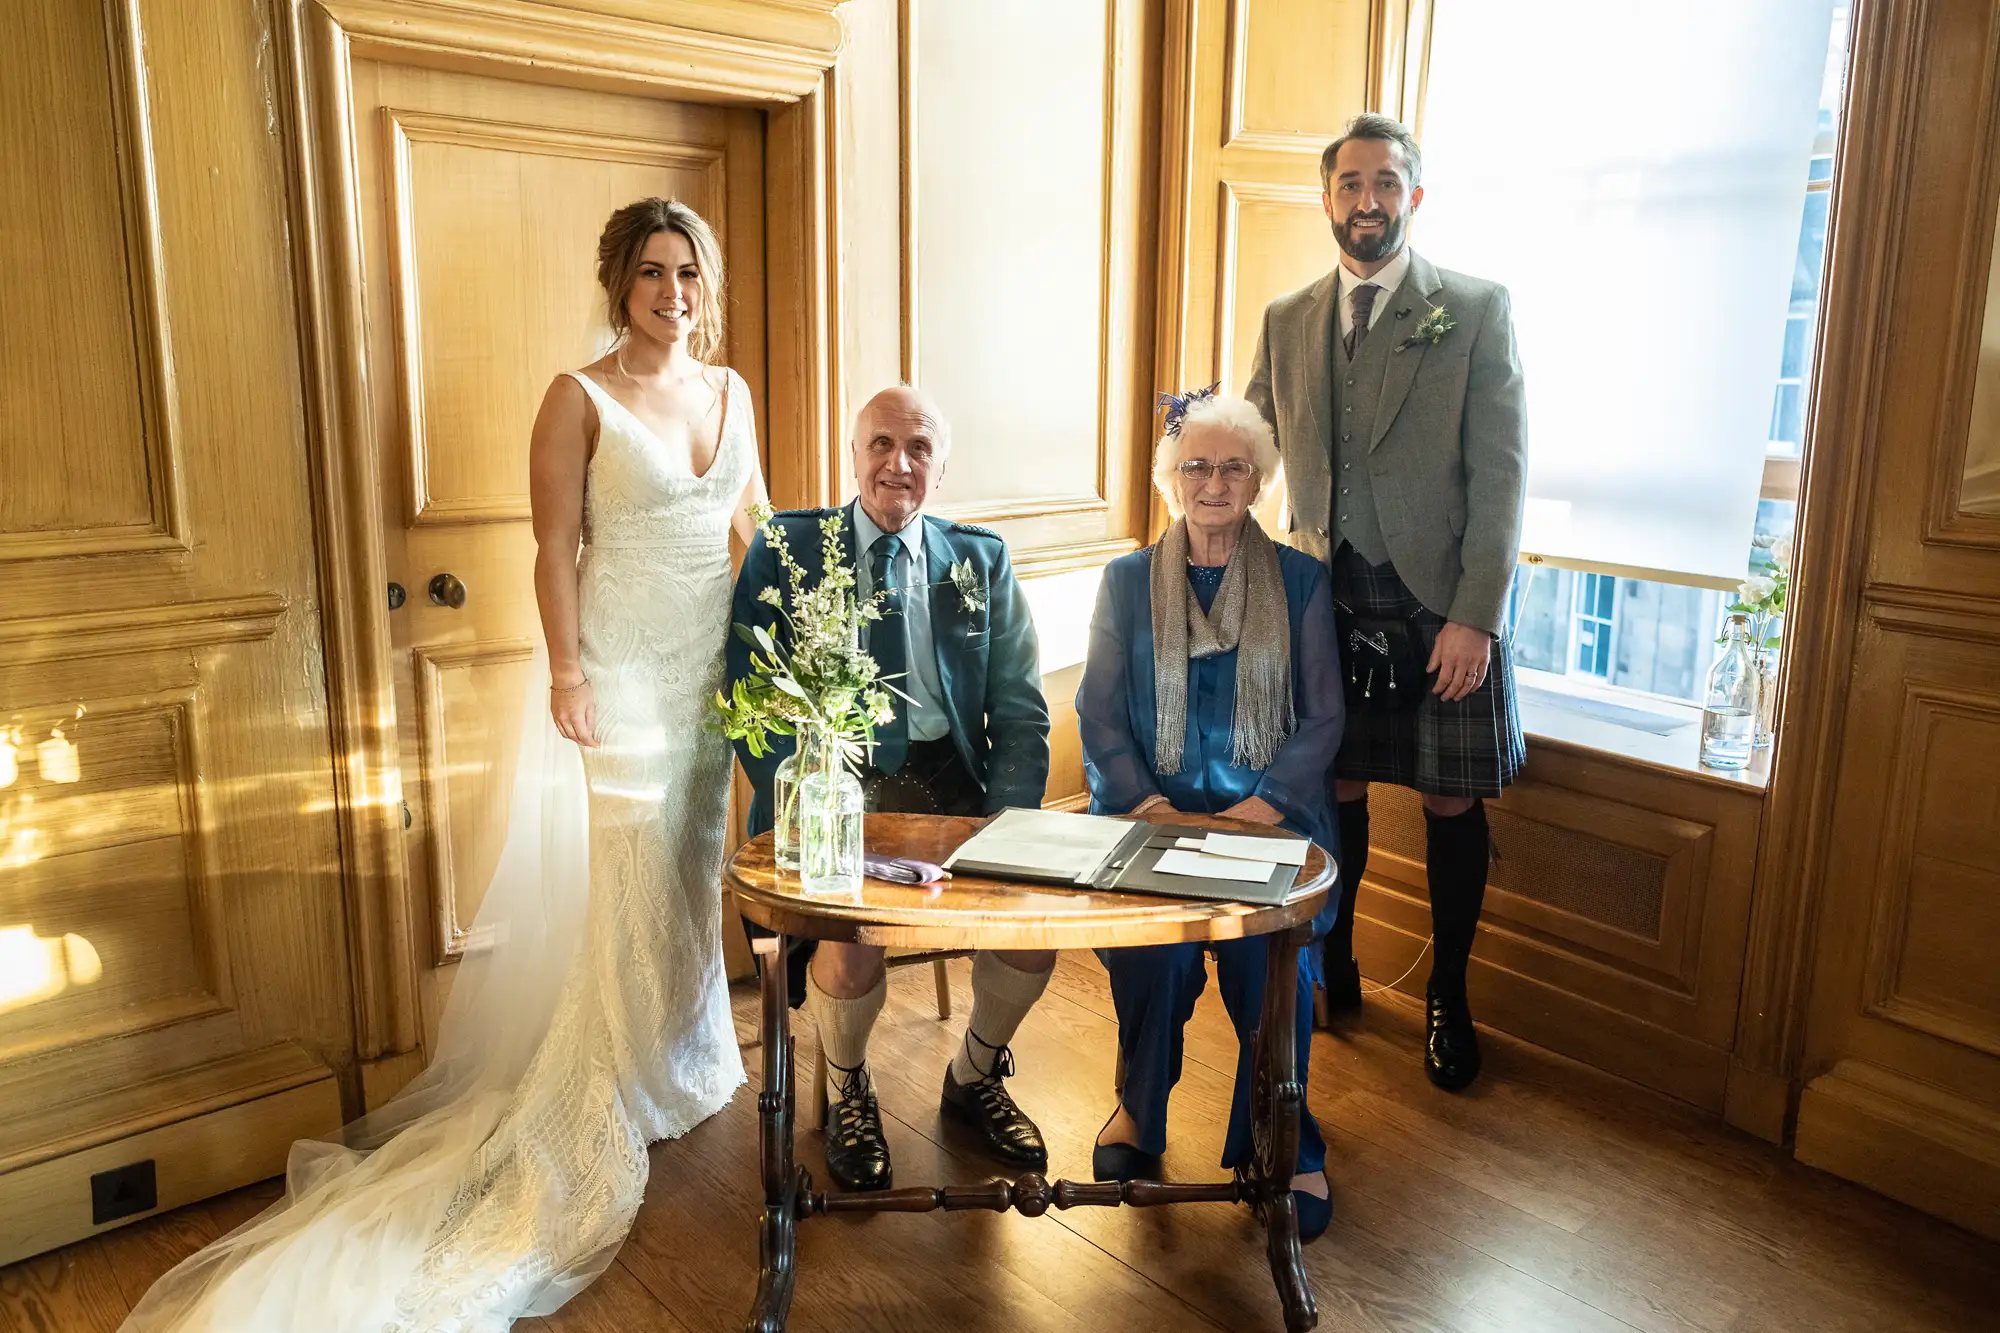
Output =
[
  {"x1": 1175, "y1": 837, "x2": 1207, "y2": 850},
  {"x1": 943, "y1": 807, "x2": 1136, "y2": 879},
  {"x1": 1202, "y1": 833, "x2": 1310, "y2": 866},
  {"x1": 1153, "y1": 849, "x2": 1278, "y2": 884}
]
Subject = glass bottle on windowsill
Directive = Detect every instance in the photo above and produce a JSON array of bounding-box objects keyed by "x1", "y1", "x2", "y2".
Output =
[
  {"x1": 1752, "y1": 643, "x2": 1780, "y2": 750},
  {"x1": 1700, "y1": 613, "x2": 1758, "y2": 771}
]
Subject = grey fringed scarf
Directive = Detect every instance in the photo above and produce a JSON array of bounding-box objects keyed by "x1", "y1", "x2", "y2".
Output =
[{"x1": 1150, "y1": 516, "x2": 1294, "y2": 775}]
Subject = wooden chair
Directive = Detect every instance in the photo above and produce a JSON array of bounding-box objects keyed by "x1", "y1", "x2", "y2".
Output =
[{"x1": 806, "y1": 948, "x2": 969, "y2": 1129}]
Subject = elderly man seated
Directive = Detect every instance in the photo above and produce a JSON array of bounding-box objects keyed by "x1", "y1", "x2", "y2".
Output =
[
  {"x1": 727, "y1": 385, "x2": 1055, "y2": 1195},
  {"x1": 1075, "y1": 388, "x2": 1344, "y2": 1240}
]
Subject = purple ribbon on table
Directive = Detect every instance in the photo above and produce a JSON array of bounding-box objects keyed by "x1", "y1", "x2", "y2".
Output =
[{"x1": 863, "y1": 853, "x2": 950, "y2": 886}]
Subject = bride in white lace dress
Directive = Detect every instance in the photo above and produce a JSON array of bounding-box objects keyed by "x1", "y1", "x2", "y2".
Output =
[{"x1": 122, "y1": 198, "x2": 764, "y2": 1332}]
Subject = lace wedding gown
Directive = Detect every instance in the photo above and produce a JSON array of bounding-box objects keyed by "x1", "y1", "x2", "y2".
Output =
[{"x1": 122, "y1": 368, "x2": 755, "y2": 1332}]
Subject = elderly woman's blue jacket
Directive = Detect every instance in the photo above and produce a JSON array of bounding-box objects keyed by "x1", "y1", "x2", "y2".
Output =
[{"x1": 1076, "y1": 541, "x2": 1344, "y2": 854}]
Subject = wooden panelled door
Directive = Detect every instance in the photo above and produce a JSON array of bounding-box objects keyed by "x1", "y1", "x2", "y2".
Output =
[
  {"x1": 0, "y1": 0, "x2": 351, "y2": 1263},
  {"x1": 342, "y1": 59, "x2": 767, "y2": 1046},
  {"x1": 1779, "y1": 0, "x2": 2000, "y2": 1241}
]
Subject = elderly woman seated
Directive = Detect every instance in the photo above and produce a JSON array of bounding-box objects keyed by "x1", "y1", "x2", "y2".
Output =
[{"x1": 1075, "y1": 389, "x2": 1343, "y2": 1239}]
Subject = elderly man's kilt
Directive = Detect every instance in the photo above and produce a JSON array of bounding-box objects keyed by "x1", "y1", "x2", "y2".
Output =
[{"x1": 1330, "y1": 546, "x2": 1525, "y2": 799}]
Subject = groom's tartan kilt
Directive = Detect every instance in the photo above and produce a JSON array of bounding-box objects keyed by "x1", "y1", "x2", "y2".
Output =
[{"x1": 1330, "y1": 547, "x2": 1525, "y2": 799}]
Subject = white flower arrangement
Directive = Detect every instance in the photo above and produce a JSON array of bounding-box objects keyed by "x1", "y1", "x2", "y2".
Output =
[{"x1": 1724, "y1": 528, "x2": 1794, "y2": 651}]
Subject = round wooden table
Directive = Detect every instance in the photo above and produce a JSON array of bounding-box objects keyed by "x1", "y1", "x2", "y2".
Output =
[{"x1": 727, "y1": 811, "x2": 1334, "y2": 1333}]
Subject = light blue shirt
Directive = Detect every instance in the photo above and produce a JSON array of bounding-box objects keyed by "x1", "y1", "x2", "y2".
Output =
[{"x1": 852, "y1": 503, "x2": 951, "y2": 742}]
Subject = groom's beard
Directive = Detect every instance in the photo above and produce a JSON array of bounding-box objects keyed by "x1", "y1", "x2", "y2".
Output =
[{"x1": 1333, "y1": 208, "x2": 1407, "y2": 264}]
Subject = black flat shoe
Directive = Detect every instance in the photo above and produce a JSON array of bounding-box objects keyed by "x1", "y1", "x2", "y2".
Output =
[
  {"x1": 1323, "y1": 951, "x2": 1363, "y2": 1013},
  {"x1": 1091, "y1": 1141, "x2": 1162, "y2": 1183},
  {"x1": 1293, "y1": 1186, "x2": 1333, "y2": 1242},
  {"x1": 824, "y1": 1062, "x2": 893, "y2": 1191},
  {"x1": 1091, "y1": 1103, "x2": 1161, "y2": 1182},
  {"x1": 1424, "y1": 987, "x2": 1482, "y2": 1092},
  {"x1": 940, "y1": 1048, "x2": 1048, "y2": 1171}
]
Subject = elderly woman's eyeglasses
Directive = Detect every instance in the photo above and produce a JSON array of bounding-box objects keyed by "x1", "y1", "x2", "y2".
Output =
[{"x1": 1176, "y1": 459, "x2": 1258, "y2": 483}]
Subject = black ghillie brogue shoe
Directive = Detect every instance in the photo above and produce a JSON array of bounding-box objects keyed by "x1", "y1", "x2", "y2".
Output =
[
  {"x1": 939, "y1": 1036, "x2": 1049, "y2": 1171},
  {"x1": 824, "y1": 1060, "x2": 893, "y2": 1191}
]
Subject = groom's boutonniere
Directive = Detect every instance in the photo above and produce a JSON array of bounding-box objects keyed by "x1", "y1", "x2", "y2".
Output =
[
  {"x1": 948, "y1": 559, "x2": 987, "y2": 614},
  {"x1": 1396, "y1": 304, "x2": 1456, "y2": 353}
]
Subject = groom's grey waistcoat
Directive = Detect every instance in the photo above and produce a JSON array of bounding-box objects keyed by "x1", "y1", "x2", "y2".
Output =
[
  {"x1": 1246, "y1": 249, "x2": 1528, "y2": 635},
  {"x1": 1327, "y1": 297, "x2": 1400, "y2": 565}
]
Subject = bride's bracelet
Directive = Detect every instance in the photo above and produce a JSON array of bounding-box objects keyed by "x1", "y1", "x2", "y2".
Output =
[{"x1": 550, "y1": 678, "x2": 590, "y2": 694}]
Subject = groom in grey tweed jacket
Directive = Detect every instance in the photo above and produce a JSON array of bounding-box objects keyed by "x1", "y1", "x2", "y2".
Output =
[{"x1": 1247, "y1": 113, "x2": 1529, "y2": 1093}]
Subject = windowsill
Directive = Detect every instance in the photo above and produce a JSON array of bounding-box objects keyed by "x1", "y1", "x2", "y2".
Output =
[{"x1": 1515, "y1": 668, "x2": 1771, "y2": 792}]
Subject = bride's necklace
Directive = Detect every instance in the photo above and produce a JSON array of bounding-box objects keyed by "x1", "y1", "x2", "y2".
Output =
[
  {"x1": 614, "y1": 345, "x2": 705, "y2": 389},
  {"x1": 614, "y1": 345, "x2": 719, "y2": 415}
]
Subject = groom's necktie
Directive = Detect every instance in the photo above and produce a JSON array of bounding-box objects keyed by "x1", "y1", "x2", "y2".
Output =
[
  {"x1": 867, "y1": 534, "x2": 910, "y2": 774},
  {"x1": 1344, "y1": 282, "x2": 1380, "y2": 359}
]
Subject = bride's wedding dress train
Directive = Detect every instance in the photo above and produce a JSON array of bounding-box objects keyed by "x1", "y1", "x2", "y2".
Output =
[{"x1": 121, "y1": 368, "x2": 756, "y2": 1331}]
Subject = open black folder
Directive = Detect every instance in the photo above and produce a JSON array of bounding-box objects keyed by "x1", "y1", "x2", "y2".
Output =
[{"x1": 940, "y1": 808, "x2": 1309, "y2": 907}]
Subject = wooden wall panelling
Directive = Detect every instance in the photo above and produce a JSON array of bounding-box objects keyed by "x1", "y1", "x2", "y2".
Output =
[
  {"x1": 0, "y1": 604, "x2": 340, "y2": 1141},
  {"x1": 2, "y1": 0, "x2": 365, "y2": 1260},
  {"x1": 900, "y1": 0, "x2": 1160, "y2": 570},
  {"x1": 763, "y1": 70, "x2": 838, "y2": 507},
  {"x1": 0, "y1": 688, "x2": 232, "y2": 1065},
  {"x1": 280, "y1": 0, "x2": 419, "y2": 1071},
  {"x1": 1161, "y1": 0, "x2": 1374, "y2": 404},
  {"x1": 1918, "y1": 21, "x2": 2000, "y2": 553},
  {"x1": 834, "y1": 0, "x2": 902, "y2": 447},
  {"x1": 1362, "y1": 0, "x2": 1434, "y2": 135},
  {"x1": 1224, "y1": 0, "x2": 1379, "y2": 153},
  {"x1": 0, "y1": 1047, "x2": 339, "y2": 1268},
  {"x1": 1851, "y1": 0, "x2": 2000, "y2": 687},
  {"x1": 1751, "y1": 0, "x2": 2000, "y2": 1237},
  {"x1": 0, "y1": 0, "x2": 184, "y2": 563},
  {"x1": 411, "y1": 639, "x2": 536, "y2": 961},
  {"x1": 1352, "y1": 739, "x2": 1765, "y2": 1111},
  {"x1": 1795, "y1": 605, "x2": 2000, "y2": 1238},
  {"x1": 277, "y1": 0, "x2": 844, "y2": 1088},
  {"x1": 382, "y1": 109, "x2": 729, "y2": 528}
]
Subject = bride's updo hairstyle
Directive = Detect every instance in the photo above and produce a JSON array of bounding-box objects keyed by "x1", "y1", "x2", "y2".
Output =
[{"x1": 595, "y1": 197, "x2": 727, "y2": 361}]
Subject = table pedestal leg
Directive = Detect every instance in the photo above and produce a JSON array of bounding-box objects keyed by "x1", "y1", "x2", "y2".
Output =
[
  {"x1": 748, "y1": 935, "x2": 801, "y2": 1333},
  {"x1": 1256, "y1": 926, "x2": 1317, "y2": 1331}
]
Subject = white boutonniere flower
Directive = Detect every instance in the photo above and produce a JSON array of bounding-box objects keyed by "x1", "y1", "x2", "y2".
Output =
[
  {"x1": 1396, "y1": 304, "x2": 1457, "y2": 353},
  {"x1": 948, "y1": 559, "x2": 987, "y2": 614}
]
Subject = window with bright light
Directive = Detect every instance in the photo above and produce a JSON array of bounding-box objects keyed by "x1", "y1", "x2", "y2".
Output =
[
  {"x1": 1421, "y1": 0, "x2": 1847, "y2": 589},
  {"x1": 1440, "y1": 2, "x2": 1856, "y2": 704}
]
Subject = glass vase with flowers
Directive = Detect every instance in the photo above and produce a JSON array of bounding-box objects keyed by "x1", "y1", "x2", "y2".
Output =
[
  {"x1": 1720, "y1": 528, "x2": 1792, "y2": 749},
  {"x1": 714, "y1": 506, "x2": 899, "y2": 895}
]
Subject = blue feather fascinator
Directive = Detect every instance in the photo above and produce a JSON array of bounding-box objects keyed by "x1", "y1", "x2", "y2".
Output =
[{"x1": 1156, "y1": 382, "x2": 1221, "y2": 438}]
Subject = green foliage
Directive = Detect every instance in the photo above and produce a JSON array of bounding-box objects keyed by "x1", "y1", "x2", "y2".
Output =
[
  {"x1": 713, "y1": 505, "x2": 896, "y2": 767},
  {"x1": 1397, "y1": 304, "x2": 1458, "y2": 353}
]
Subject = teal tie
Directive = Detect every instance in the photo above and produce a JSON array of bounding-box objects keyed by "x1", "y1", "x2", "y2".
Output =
[{"x1": 867, "y1": 534, "x2": 909, "y2": 774}]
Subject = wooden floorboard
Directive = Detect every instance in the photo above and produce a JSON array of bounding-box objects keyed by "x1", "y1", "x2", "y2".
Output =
[
  {"x1": 4, "y1": 953, "x2": 1995, "y2": 1332},
  {"x1": 0, "y1": 1238, "x2": 128, "y2": 1333}
]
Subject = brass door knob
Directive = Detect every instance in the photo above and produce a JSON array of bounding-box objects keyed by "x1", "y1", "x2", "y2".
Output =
[{"x1": 428, "y1": 573, "x2": 468, "y2": 609}]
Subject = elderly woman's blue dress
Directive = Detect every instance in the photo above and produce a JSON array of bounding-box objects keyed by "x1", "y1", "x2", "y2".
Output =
[{"x1": 1077, "y1": 541, "x2": 1343, "y2": 1178}]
